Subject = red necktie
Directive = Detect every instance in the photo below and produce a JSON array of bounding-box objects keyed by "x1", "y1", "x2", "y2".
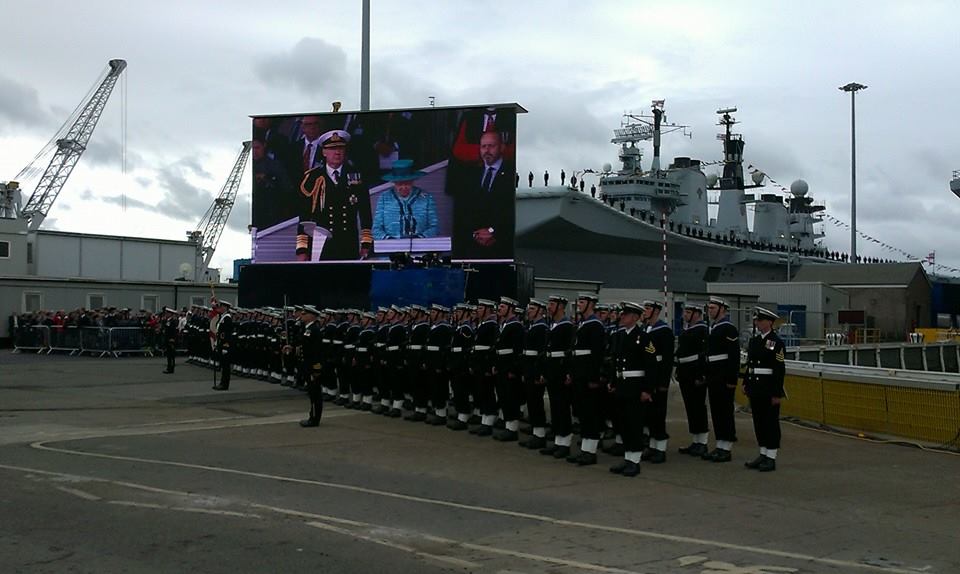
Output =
[{"x1": 302, "y1": 144, "x2": 312, "y2": 171}]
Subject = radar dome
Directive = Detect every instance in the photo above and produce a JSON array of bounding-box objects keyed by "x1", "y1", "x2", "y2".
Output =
[
  {"x1": 706, "y1": 174, "x2": 718, "y2": 188},
  {"x1": 751, "y1": 171, "x2": 766, "y2": 185},
  {"x1": 179, "y1": 262, "x2": 193, "y2": 279},
  {"x1": 790, "y1": 179, "x2": 809, "y2": 197},
  {"x1": 602, "y1": 163, "x2": 613, "y2": 173}
]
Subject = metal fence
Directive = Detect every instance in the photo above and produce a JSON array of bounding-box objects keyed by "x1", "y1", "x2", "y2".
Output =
[{"x1": 12, "y1": 325, "x2": 156, "y2": 357}]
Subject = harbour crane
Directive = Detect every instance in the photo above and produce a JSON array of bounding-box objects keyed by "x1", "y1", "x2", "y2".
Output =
[
  {"x1": 187, "y1": 141, "x2": 251, "y2": 280},
  {"x1": 18, "y1": 59, "x2": 127, "y2": 231}
]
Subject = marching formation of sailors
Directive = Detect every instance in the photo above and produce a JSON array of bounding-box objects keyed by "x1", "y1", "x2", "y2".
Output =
[{"x1": 184, "y1": 294, "x2": 787, "y2": 473}]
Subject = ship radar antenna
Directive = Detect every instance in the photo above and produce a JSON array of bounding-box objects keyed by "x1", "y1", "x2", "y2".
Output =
[{"x1": 611, "y1": 99, "x2": 690, "y2": 172}]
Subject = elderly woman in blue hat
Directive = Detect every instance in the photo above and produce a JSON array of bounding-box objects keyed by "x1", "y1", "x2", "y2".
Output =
[{"x1": 372, "y1": 159, "x2": 439, "y2": 239}]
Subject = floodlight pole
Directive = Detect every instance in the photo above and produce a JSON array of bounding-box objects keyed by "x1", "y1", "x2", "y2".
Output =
[
  {"x1": 360, "y1": 0, "x2": 370, "y2": 111},
  {"x1": 839, "y1": 82, "x2": 866, "y2": 264}
]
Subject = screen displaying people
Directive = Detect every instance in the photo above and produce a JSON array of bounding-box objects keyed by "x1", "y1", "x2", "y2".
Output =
[{"x1": 250, "y1": 105, "x2": 518, "y2": 263}]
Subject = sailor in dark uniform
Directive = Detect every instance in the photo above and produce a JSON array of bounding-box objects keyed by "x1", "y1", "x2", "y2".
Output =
[
  {"x1": 702, "y1": 296, "x2": 741, "y2": 462},
  {"x1": 607, "y1": 302, "x2": 650, "y2": 477},
  {"x1": 299, "y1": 306, "x2": 324, "y2": 427},
  {"x1": 385, "y1": 306, "x2": 408, "y2": 418},
  {"x1": 567, "y1": 293, "x2": 607, "y2": 466},
  {"x1": 468, "y1": 299, "x2": 499, "y2": 436},
  {"x1": 161, "y1": 307, "x2": 178, "y2": 374},
  {"x1": 519, "y1": 299, "x2": 549, "y2": 449},
  {"x1": 426, "y1": 304, "x2": 454, "y2": 426},
  {"x1": 493, "y1": 297, "x2": 525, "y2": 441},
  {"x1": 676, "y1": 303, "x2": 710, "y2": 456},
  {"x1": 539, "y1": 295, "x2": 575, "y2": 458},
  {"x1": 354, "y1": 311, "x2": 378, "y2": 411},
  {"x1": 371, "y1": 307, "x2": 392, "y2": 414},
  {"x1": 744, "y1": 306, "x2": 786, "y2": 472},
  {"x1": 212, "y1": 301, "x2": 234, "y2": 390},
  {"x1": 404, "y1": 305, "x2": 431, "y2": 422},
  {"x1": 447, "y1": 304, "x2": 476, "y2": 430},
  {"x1": 640, "y1": 300, "x2": 675, "y2": 464},
  {"x1": 299, "y1": 130, "x2": 374, "y2": 260}
]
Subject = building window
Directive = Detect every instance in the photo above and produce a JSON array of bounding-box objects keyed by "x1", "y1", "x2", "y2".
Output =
[
  {"x1": 23, "y1": 291, "x2": 43, "y2": 312},
  {"x1": 0, "y1": 240, "x2": 9, "y2": 258},
  {"x1": 190, "y1": 296, "x2": 206, "y2": 307},
  {"x1": 26, "y1": 242, "x2": 32, "y2": 264},
  {"x1": 142, "y1": 295, "x2": 159, "y2": 313},
  {"x1": 87, "y1": 293, "x2": 106, "y2": 310}
]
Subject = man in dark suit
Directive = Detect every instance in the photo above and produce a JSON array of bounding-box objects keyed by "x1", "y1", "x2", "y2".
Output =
[
  {"x1": 299, "y1": 130, "x2": 374, "y2": 260},
  {"x1": 450, "y1": 130, "x2": 515, "y2": 259}
]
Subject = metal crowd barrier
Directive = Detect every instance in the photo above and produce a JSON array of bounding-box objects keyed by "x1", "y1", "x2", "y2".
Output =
[{"x1": 12, "y1": 325, "x2": 154, "y2": 358}]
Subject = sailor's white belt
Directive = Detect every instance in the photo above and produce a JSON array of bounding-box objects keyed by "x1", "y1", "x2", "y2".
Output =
[
  {"x1": 751, "y1": 367, "x2": 774, "y2": 375},
  {"x1": 333, "y1": 340, "x2": 344, "y2": 345},
  {"x1": 407, "y1": 345, "x2": 423, "y2": 350},
  {"x1": 678, "y1": 354, "x2": 699, "y2": 364},
  {"x1": 450, "y1": 347, "x2": 463, "y2": 353},
  {"x1": 344, "y1": 344, "x2": 355, "y2": 349},
  {"x1": 619, "y1": 370, "x2": 645, "y2": 378},
  {"x1": 257, "y1": 334, "x2": 265, "y2": 338},
  {"x1": 357, "y1": 347, "x2": 368, "y2": 352},
  {"x1": 496, "y1": 349, "x2": 514, "y2": 355},
  {"x1": 572, "y1": 350, "x2": 592, "y2": 356},
  {"x1": 322, "y1": 339, "x2": 332, "y2": 343},
  {"x1": 548, "y1": 351, "x2": 567, "y2": 358},
  {"x1": 473, "y1": 345, "x2": 492, "y2": 351},
  {"x1": 655, "y1": 355, "x2": 663, "y2": 362},
  {"x1": 523, "y1": 350, "x2": 539, "y2": 356},
  {"x1": 387, "y1": 346, "x2": 400, "y2": 351},
  {"x1": 426, "y1": 346, "x2": 440, "y2": 351},
  {"x1": 375, "y1": 343, "x2": 385, "y2": 348},
  {"x1": 707, "y1": 353, "x2": 729, "y2": 362}
]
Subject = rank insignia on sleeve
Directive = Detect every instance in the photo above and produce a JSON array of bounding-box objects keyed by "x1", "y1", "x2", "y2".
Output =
[
  {"x1": 775, "y1": 350, "x2": 785, "y2": 362},
  {"x1": 645, "y1": 342, "x2": 656, "y2": 354}
]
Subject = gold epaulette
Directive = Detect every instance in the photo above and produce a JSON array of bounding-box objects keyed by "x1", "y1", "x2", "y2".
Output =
[{"x1": 301, "y1": 169, "x2": 326, "y2": 214}]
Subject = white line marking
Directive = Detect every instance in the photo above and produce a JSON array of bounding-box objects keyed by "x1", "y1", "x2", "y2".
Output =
[
  {"x1": 307, "y1": 521, "x2": 482, "y2": 569},
  {"x1": 54, "y1": 486, "x2": 101, "y2": 501},
  {"x1": 19, "y1": 417, "x2": 922, "y2": 574},
  {"x1": 107, "y1": 500, "x2": 260, "y2": 518}
]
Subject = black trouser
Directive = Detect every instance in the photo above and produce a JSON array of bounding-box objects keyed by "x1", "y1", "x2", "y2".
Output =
[
  {"x1": 165, "y1": 341, "x2": 175, "y2": 372},
  {"x1": 546, "y1": 376, "x2": 572, "y2": 437},
  {"x1": 749, "y1": 394, "x2": 781, "y2": 450},
  {"x1": 476, "y1": 373, "x2": 498, "y2": 416},
  {"x1": 429, "y1": 369, "x2": 449, "y2": 412},
  {"x1": 644, "y1": 387, "x2": 670, "y2": 441},
  {"x1": 338, "y1": 360, "x2": 351, "y2": 397},
  {"x1": 356, "y1": 364, "x2": 373, "y2": 397},
  {"x1": 707, "y1": 379, "x2": 737, "y2": 443},
  {"x1": 617, "y1": 396, "x2": 645, "y2": 453},
  {"x1": 410, "y1": 365, "x2": 430, "y2": 408},
  {"x1": 306, "y1": 375, "x2": 324, "y2": 421},
  {"x1": 524, "y1": 377, "x2": 547, "y2": 428},
  {"x1": 678, "y1": 378, "x2": 709, "y2": 434},
  {"x1": 219, "y1": 350, "x2": 231, "y2": 388},
  {"x1": 494, "y1": 371, "x2": 522, "y2": 422},
  {"x1": 574, "y1": 379, "x2": 603, "y2": 440},
  {"x1": 451, "y1": 371, "x2": 473, "y2": 415},
  {"x1": 390, "y1": 360, "x2": 406, "y2": 402}
]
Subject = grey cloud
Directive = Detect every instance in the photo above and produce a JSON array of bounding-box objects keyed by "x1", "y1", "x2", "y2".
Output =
[
  {"x1": 255, "y1": 37, "x2": 348, "y2": 95},
  {"x1": 83, "y1": 137, "x2": 144, "y2": 169},
  {"x1": 101, "y1": 194, "x2": 157, "y2": 212},
  {"x1": 135, "y1": 176, "x2": 151, "y2": 188},
  {"x1": 0, "y1": 74, "x2": 50, "y2": 128}
]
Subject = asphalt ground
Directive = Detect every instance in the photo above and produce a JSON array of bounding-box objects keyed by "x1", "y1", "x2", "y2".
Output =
[{"x1": 1, "y1": 353, "x2": 958, "y2": 574}]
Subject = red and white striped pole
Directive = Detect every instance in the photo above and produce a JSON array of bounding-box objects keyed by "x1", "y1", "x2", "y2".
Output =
[{"x1": 661, "y1": 211, "x2": 668, "y2": 319}]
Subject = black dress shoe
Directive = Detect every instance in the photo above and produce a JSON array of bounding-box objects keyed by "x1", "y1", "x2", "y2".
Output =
[
  {"x1": 212, "y1": 385, "x2": 228, "y2": 391},
  {"x1": 334, "y1": 397, "x2": 349, "y2": 406},
  {"x1": 387, "y1": 408, "x2": 402, "y2": 418},
  {"x1": 551, "y1": 446, "x2": 571, "y2": 459},
  {"x1": 609, "y1": 461, "x2": 627, "y2": 474},
  {"x1": 756, "y1": 457, "x2": 777, "y2": 472},
  {"x1": 404, "y1": 411, "x2": 427, "y2": 422},
  {"x1": 538, "y1": 444, "x2": 558, "y2": 456},
  {"x1": 745, "y1": 455, "x2": 765, "y2": 469},
  {"x1": 519, "y1": 436, "x2": 546, "y2": 450},
  {"x1": 493, "y1": 429, "x2": 518, "y2": 442},
  {"x1": 519, "y1": 424, "x2": 533, "y2": 435},
  {"x1": 703, "y1": 448, "x2": 732, "y2": 462},
  {"x1": 467, "y1": 414, "x2": 482, "y2": 425},
  {"x1": 402, "y1": 400, "x2": 414, "y2": 410},
  {"x1": 447, "y1": 419, "x2": 468, "y2": 431},
  {"x1": 370, "y1": 404, "x2": 385, "y2": 414},
  {"x1": 573, "y1": 452, "x2": 597, "y2": 466},
  {"x1": 323, "y1": 394, "x2": 336, "y2": 402},
  {"x1": 679, "y1": 443, "x2": 708, "y2": 457},
  {"x1": 299, "y1": 418, "x2": 319, "y2": 427},
  {"x1": 493, "y1": 419, "x2": 506, "y2": 430},
  {"x1": 425, "y1": 414, "x2": 446, "y2": 426},
  {"x1": 162, "y1": 370, "x2": 173, "y2": 374},
  {"x1": 641, "y1": 447, "x2": 656, "y2": 460},
  {"x1": 620, "y1": 461, "x2": 641, "y2": 477},
  {"x1": 474, "y1": 424, "x2": 493, "y2": 437},
  {"x1": 646, "y1": 450, "x2": 666, "y2": 464},
  {"x1": 360, "y1": 403, "x2": 372, "y2": 412},
  {"x1": 602, "y1": 443, "x2": 625, "y2": 456}
]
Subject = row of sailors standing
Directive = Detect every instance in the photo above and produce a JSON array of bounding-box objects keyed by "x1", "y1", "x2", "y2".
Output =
[{"x1": 290, "y1": 293, "x2": 786, "y2": 475}]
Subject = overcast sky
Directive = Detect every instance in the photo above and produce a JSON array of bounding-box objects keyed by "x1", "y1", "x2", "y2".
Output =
[{"x1": 1, "y1": 0, "x2": 959, "y2": 277}]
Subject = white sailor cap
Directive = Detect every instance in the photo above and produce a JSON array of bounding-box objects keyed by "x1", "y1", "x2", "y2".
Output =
[
  {"x1": 683, "y1": 302, "x2": 704, "y2": 312},
  {"x1": 527, "y1": 298, "x2": 546, "y2": 308},
  {"x1": 318, "y1": 129, "x2": 350, "y2": 148},
  {"x1": 431, "y1": 303, "x2": 450, "y2": 313},
  {"x1": 577, "y1": 293, "x2": 599, "y2": 302},
  {"x1": 642, "y1": 300, "x2": 663, "y2": 310},
  {"x1": 620, "y1": 301, "x2": 644, "y2": 315},
  {"x1": 548, "y1": 294, "x2": 568, "y2": 304},
  {"x1": 476, "y1": 299, "x2": 496, "y2": 308},
  {"x1": 302, "y1": 305, "x2": 320, "y2": 316},
  {"x1": 708, "y1": 296, "x2": 728, "y2": 308},
  {"x1": 499, "y1": 296, "x2": 519, "y2": 307}
]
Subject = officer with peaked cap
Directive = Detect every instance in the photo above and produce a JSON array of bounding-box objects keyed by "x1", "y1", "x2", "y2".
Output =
[
  {"x1": 539, "y1": 295, "x2": 576, "y2": 458},
  {"x1": 607, "y1": 302, "x2": 650, "y2": 477},
  {"x1": 640, "y1": 300, "x2": 674, "y2": 464},
  {"x1": 212, "y1": 300, "x2": 234, "y2": 390},
  {"x1": 161, "y1": 307, "x2": 179, "y2": 374},
  {"x1": 702, "y1": 296, "x2": 741, "y2": 462},
  {"x1": 299, "y1": 129, "x2": 374, "y2": 261},
  {"x1": 744, "y1": 306, "x2": 786, "y2": 472},
  {"x1": 676, "y1": 302, "x2": 710, "y2": 456},
  {"x1": 299, "y1": 305, "x2": 325, "y2": 427},
  {"x1": 519, "y1": 298, "x2": 549, "y2": 449}
]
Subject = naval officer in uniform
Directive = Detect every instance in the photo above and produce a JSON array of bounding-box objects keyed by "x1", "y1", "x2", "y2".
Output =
[
  {"x1": 744, "y1": 306, "x2": 786, "y2": 472},
  {"x1": 299, "y1": 130, "x2": 374, "y2": 260}
]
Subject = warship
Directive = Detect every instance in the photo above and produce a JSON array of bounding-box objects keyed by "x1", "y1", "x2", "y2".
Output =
[{"x1": 516, "y1": 102, "x2": 842, "y2": 292}]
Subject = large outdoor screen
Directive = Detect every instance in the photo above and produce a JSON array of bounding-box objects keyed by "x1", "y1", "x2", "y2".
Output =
[{"x1": 250, "y1": 104, "x2": 520, "y2": 263}]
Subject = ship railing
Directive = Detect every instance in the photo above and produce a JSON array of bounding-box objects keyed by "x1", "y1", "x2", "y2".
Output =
[{"x1": 785, "y1": 340, "x2": 960, "y2": 373}]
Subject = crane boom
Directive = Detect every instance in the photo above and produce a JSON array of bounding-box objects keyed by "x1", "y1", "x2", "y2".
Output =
[
  {"x1": 190, "y1": 141, "x2": 252, "y2": 275},
  {"x1": 21, "y1": 59, "x2": 127, "y2": 231}
]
